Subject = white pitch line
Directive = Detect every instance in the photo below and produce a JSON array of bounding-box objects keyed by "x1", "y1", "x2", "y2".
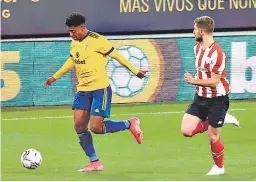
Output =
[
  {"x1": 2, "y1": 108, "x2": 256, "y2": 121},
  {"x1": 2, "y1": 116, "x2": 73, "y2": 121}
]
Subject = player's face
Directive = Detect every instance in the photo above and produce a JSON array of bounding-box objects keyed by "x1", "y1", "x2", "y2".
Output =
[
  {"x1": 193, "y1": 24, "x2": 203, "y2": 42},
  {"x1": 67, "y1": 25, "x2": 86, "y2": 41}
]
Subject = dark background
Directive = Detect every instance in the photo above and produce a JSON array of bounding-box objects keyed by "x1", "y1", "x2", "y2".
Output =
[{"x1": 1, "y1": 0, "x2": 256, "y2": 38}]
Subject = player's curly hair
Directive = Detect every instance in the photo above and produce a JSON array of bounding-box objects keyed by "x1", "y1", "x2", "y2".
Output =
[{"x1": 65, "y1": 12, "x2": 86, "y2": 27}]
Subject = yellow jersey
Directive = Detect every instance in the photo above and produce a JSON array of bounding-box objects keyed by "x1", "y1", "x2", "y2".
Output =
[{"x1": 53, "y1": 31, "x2": 139, "y2": 91}]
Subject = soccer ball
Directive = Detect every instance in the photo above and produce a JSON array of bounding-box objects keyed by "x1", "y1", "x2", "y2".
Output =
[
  {"x1": 21, "y1": 149, "x2": 42, "y2": 169},
  {"x1": 107, "y1": 45, "x2": 149, "y2": 97}
]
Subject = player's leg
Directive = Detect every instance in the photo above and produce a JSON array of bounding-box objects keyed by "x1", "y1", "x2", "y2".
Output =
[
  {"x1": 90, "y1": 115, "x2": 130, "y2": 133},
  {"x1": 72, "y1": 91, "x2": 102, "y2": 172},
  {"x1": 181, "y1": 100, "x2": 208, "y2": 137},
  {"x1": 90, "y1": 115, "x2": 142, "y2": 144},
  {"x1": 206, "y1": 95, "x2": 229, "y2": 175},
  {"x1": 203, "y1": 112, "x2": 239, "y2": 134},
  {"x1": 90, "y1": 86, "x2": 130, "y2": 133},
  {"x1": 74, "y1": 109, "x2": 99, "y2": 162},
  {"x1": 90, "y1": 86, "x2": 143, "y2": 144}
]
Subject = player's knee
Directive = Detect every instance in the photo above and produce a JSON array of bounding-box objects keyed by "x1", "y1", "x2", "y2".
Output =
[
  {"x1": 207, "y1": 132, "x2": 219, "y2": 143},
  {"x1": 90, "y1": 116, "x2": 104, "y2": 134},
  {"x1": 74, "y1": 119, "x2": 88, "y2": 133},
  {"x1": 181, "y1": 127, "x2": 193, "y2": 137},
  {"x1": 74, "y1": 123, "x2": 87, "y2": 133},
  {"x1": 90, "y1": 125, "x2": 102, "y2": 134},
  {"x1": 74, "y1": 112, "x2": 89, "y2": 133}
]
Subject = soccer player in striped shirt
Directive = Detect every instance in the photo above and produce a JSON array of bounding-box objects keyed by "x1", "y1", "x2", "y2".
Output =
[
  {"x1": 44, "y1": 12, "x2": 146, "y2": 172},
  {"x1": 181, "y1": 16, "x2": 239, "y2": 175}
]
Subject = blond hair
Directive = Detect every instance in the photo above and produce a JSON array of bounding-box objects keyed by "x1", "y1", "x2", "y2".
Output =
[{"x1": 194, "y1": 16, "x2": 215, "y2": 33}]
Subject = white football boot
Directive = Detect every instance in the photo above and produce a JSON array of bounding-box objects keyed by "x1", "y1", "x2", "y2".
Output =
[
  {"x1": 224, "y1": 112, "x2": 240, "y2": 127},
  {"x1": 206, "y1": 165, "x2": 225, "y2": 175}
]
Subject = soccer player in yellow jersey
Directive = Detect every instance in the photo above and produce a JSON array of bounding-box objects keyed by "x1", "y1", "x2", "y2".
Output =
[{"x1": 44, "y1": 12, "x2": 147, "y2": 172}]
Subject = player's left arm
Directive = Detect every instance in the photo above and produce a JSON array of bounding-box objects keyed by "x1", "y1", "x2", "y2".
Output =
[
  {"x1": 97, "y1": 36, "x2": 146, "y2": 79},
  {"x1": 109, "y1": 50, "x2": 147, "y2": 78},
  {"x1": 185, "y1": 51, "x2": 225, "y2": 87}
]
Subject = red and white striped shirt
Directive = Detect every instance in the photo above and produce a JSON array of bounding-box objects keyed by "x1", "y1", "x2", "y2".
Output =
[{"x1": 194, "y1": 42, "x2": 230, "y2": 98}]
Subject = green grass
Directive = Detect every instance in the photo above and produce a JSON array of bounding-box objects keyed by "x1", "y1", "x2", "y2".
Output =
[{"x1": 1, "y1": 101, "x2": 256, "y2": 181}]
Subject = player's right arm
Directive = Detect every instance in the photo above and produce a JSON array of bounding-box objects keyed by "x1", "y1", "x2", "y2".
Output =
[
  {"x1": 44, "y1": 57, "x2": 75, "y2": 88},
  {"x1": 53, "y1": 57, "x2": 75, "y2": 79}
]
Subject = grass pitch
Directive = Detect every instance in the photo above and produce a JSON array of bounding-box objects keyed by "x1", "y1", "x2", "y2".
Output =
[{"x1": 1, "y1": 101, "x2": 256, "y2": 180}]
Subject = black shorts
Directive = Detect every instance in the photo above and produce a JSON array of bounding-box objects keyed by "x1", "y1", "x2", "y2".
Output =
[{"x1": 186, "y1": 94, "x2": 229, "y2": 128}]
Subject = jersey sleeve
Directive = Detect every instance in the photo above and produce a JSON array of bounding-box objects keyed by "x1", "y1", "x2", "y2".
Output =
[
  {"x1": 212, "y1": 50, "x2": 226, "y2": 75},
  {"x1": 108, "y1": 49, "x2": 140, "y2": 75},
  {"x1": 97, "y1": 35, "x2": 114, "y2": 56},
  {"x1": 52, "y1": 41, "x2": 75, "y2": 79},
  {"x1": 53, "y1": 56, "x2": 75, "y2": 79}
]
